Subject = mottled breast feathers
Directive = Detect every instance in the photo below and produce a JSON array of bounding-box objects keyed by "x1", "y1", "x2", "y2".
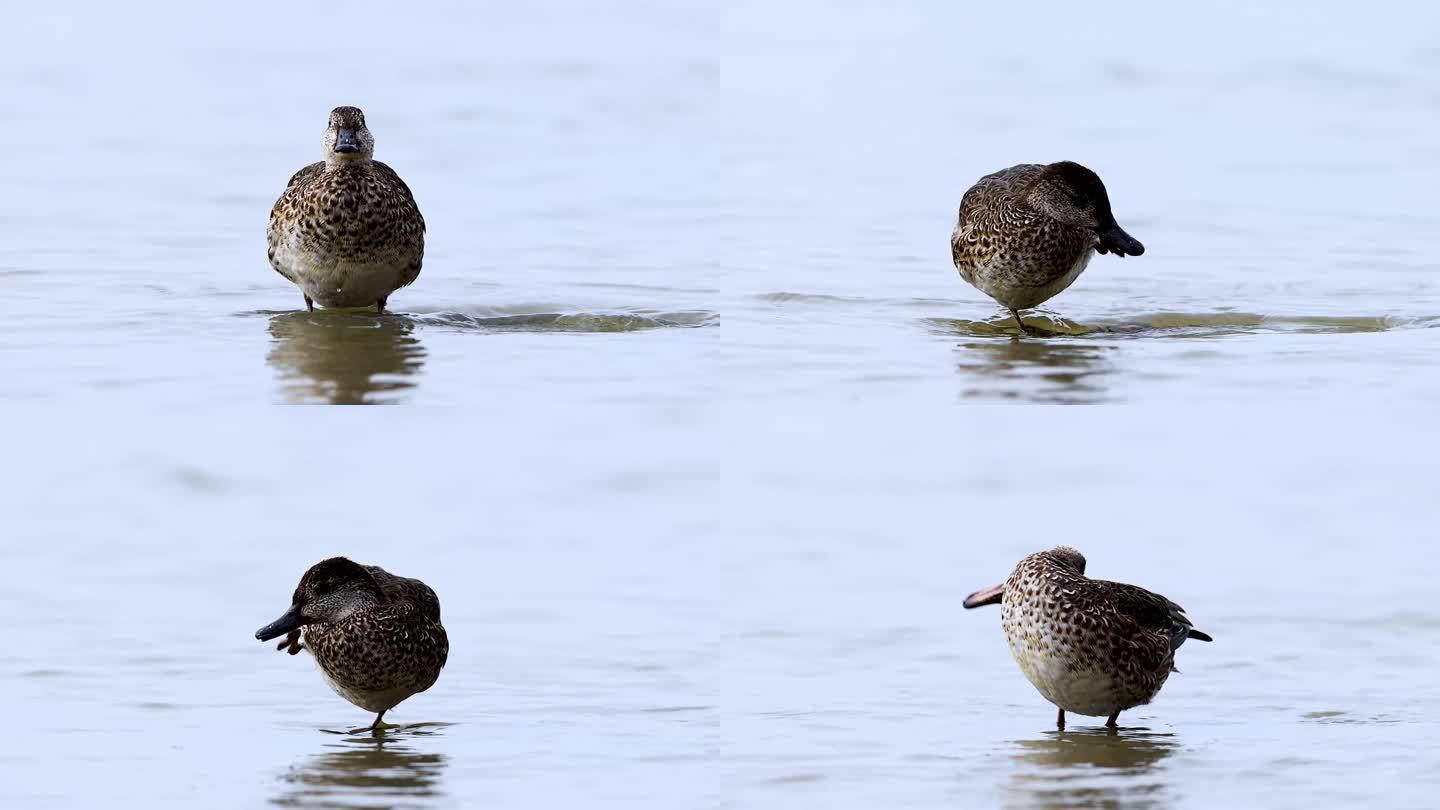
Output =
[{"x1": 266, "y1": 156, "x2": 426, "y2": 309}]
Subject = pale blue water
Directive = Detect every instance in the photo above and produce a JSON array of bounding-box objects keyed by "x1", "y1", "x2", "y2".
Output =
[{"x1": 4, "y1": 1, "x2": 1440, "y2": 808}]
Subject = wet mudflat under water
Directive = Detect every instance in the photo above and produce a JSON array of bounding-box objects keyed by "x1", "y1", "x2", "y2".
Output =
[{"x1": 5, "y1": 1, "x2": 1440, "y2": 809}]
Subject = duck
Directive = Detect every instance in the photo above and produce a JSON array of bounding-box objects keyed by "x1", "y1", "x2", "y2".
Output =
[
  {"x1": 963, "y1": 546, "x2": 1210, "y2": 730},
  {"x1": 267, "y1": 106, "x2": 425, "y2": 313},
  {"x1": 256, "y1": 557, "x2": 448, "y2": 732},
  {"x1": 950, "y1": 161, "x2": 1143, "y2": 333}
]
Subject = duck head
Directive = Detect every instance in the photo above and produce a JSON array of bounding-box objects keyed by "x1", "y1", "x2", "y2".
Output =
[
  {"x1": 255, "y1": 557, "x2": 385, "y2": 641},
  {"x1": 322, "y1": 106, "x2": 375, "y2": 164},
  {"x1": 961, "y1": 546, "x2": 1088, "y2": 609},
  {"x1": 1040, "y1": 545, "x2": 1087, "y2": 574},
  {"x1": 1026, "y1": 161, "x2": 1145, "y2": 257}
]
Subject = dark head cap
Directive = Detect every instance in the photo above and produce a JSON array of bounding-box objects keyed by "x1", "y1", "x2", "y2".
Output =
[
  {"x1": 1047, "y1": 161, "x2": 1111, "y2": 209},
  {"x1": 328, "y1": 106, "x2": 366, "y2": 130},
  {"x1": 292, "y1": 556, "x2": 384, "y2": 603},
  {"x1": 255, "y1": 557, "x2": 384, "y2": 641},
  {"x1": 1032, "y1": 161, "x2": 1144, "y2": 257}
]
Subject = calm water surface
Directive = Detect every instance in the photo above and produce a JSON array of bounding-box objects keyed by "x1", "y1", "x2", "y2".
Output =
[{"x1": 5, "y1": 1, "x2": 1440, "y2": 808}]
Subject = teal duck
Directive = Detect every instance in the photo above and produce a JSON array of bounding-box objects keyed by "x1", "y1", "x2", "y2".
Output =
[
  {"x1": 963, "y1": 546, "x2": 1210, "y2": 730},
  {"x1": 950, "y1": 162, "x2": 1143, "y2": 332},
  {"x1": 267, "y1": 106, "x2": 426, "y2": 313},
  {"x1": 256, "y1": 557, "x2": 448, "y2": 732}
]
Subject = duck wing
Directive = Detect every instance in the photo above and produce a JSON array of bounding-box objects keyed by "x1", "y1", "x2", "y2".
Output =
[
  {"x1": 372, "y1": 161, "x2": 426, "y2": 233},
  {"x1": 1102, "y1": 581, "x2": 1212, "y2": 651},
  {"x1": 365, "y1": 565, "x2": 442, "y2": 623}
]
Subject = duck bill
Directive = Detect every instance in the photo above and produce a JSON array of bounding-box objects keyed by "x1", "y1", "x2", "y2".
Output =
[
  {"x1": 255, "y1": 604, "x2": 305, "y2": 641},
  {"x1": 334, "y1": 128, "x2": 360, "y2": 154},
  {"x1": 963, "y1": 583, "x2": 1004, "y2": 609},
  {"x1": 1096, "y1": 224, "x2": 1144, "y2": 257}
]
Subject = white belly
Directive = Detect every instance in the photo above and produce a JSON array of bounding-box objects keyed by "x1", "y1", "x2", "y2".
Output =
[
  {"x1": 271, "y1": 233, "x2": 408, "y2": 308},
  {"x1": 1011, "y1": 646, "x2": 1127, "y2": 717}
]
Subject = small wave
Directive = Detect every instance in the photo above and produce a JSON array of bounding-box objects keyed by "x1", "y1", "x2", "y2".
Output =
[
  {"x1": 926, "y1": 311, "x2": 1427, "y2": 339},
  {"x1": 414, "y1": 309, "x2": 718, "y2": 332}
]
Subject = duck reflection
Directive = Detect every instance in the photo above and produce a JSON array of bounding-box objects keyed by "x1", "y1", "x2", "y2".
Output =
[
  {"x1": 1003, "y1": 727, "x2": 1178, "y2": 809},
  {"x1": 954, "y1": 338, "x2": 1114, "y2": 404},
  {"x1": 267, "y1": 312, "x2": 425, "y2": 404},
  {"x1": 271, "y1": 731, "x2": 448, "y2": 808}
]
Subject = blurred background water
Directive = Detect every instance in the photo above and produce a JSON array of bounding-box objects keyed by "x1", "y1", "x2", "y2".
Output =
[{"x1": 4, "y1": 0, "x2": 1440, "y2": 808}]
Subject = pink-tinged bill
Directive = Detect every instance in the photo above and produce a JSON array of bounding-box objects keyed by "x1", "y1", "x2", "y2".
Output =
[{"x1": 963, "y1": 583, "x2": 1004, "y2": 609}]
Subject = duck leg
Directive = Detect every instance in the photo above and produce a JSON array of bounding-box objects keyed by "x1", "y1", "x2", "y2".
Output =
[
  {"x1": 304, "y1": 295, "x2": 314, "y2": 313},
  {"x1": 1056, "y1": 708, "x2": 1065, "y2": 730},
  {"x1": 1106, "y1": 711, "x2": 1119, "y2": 728},
  {"x1": 1011, "y1": 308, "x2": 1044, "y2": 337},
  {"x1": 376, "y1": 296, "x2": 387, "y2": 314},
  {"x1": 347, "y1": 711, "x2": 387, "y2": 736}
]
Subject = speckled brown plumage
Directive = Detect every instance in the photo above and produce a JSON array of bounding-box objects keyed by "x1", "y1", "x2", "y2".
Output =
[
  {"x1": 950, "y1": 162, "x2": 1143, "y2": 331},
  {"x1": 267, "y1": 106, "x2": 425, "y2": 312},
  {"x1": 963, "y1": 546, "x2": 1210, "y2": 729},
  {"x1": 277, "y1": 564, "x2": 441, "y2": 654},
  {"x1": 256, "y1": 557, "x2": 448, "y2": 732}
]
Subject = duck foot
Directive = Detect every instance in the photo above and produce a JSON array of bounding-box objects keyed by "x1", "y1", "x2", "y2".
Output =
[
  {"x1": 276, "y1": 630, "x2": 304, "y2": 655},
  {"x1": 1010, "y1": 309, "x2": 1047, "y2": 337},
  {"x1": 1106, "y1": 711, "x2": 1120, "y2": 728},
  {"x1": 347, "y1": 710, "x2": 388, "y2": 736}
]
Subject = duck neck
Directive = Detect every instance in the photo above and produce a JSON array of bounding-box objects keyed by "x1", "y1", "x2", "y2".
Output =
[{"x1": 324, "y1": 153, "x2": 373, "y2": 171}]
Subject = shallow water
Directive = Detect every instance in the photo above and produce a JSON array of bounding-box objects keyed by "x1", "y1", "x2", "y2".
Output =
[{"x1": 5, "y1": 0, "x2": 1440, "y2": 808}]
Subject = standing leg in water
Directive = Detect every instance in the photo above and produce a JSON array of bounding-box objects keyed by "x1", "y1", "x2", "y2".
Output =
[{"x1": 349, "y1": 711, "x2": 387, "y2": 735}]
